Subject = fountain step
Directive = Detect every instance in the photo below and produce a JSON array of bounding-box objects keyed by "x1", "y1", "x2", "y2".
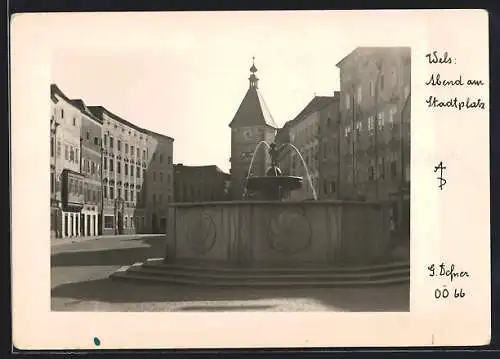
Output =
[{"x1": 110, "y1": 259, "x2": 410, "y2": 288}]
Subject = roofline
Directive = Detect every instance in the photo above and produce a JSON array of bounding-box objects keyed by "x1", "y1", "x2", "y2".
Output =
[
  {"x1": 285, "y1": 96, "x2": 335, "y2": 127},
  {"x1": 50, "y1": 84, "x2": 103, "y2": 125},
  {"x1": 335, "y1": 47, "x2": 360, "y2": 68},
  {"x1": 174, "y1": 163, "x2": 229, "y2": 175},
  {"x1": 87, "y1": 105, "x2": 174, "y2": 142}
]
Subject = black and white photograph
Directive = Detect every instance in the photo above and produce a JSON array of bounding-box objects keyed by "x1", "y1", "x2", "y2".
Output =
[
  {"x1": 12, "y1": 10, "x2": 490, "y2": 349},
  {"x1": 49, "y1": 19, "x2": 411, "y2": 313}
]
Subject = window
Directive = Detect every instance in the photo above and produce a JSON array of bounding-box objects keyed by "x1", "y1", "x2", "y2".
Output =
[
  {"x1": 109, "y1": 159, "x2": 114, "y2": 172},
  {"x1": 152, "y1": 153, "x2": 156, "y2": 161},
  {"x1": 391, "y1": 160, "x2": 397, "y2": 178},
  {"x1": 153, "y1": 171, "x2": 156, "y2": 182},
  {"x1": 167, "y1": 156, "x2": 172, "y2": 164},
  {"x1": 94, "y1": 137, "x2": 99, "y2": 146},
  {"x1": 124, "y1": 217, "x2": 128, "y2": 229},
  {"x1": 57, "y1": 141, "x2": 62, "y2": 157},
  {"x1": 64, "y1": 145, "x2": 69, "y2": 160},
  {"x1": 130, "y1": 166, "x2": 134, "y2": 176},
  {"x1": 125, "y1": 143, "x2": 129, "y2": 153},
  {"x1": 104, "y1": 185, "x2": 108, "y2": 199},
  {"x1": 50, "y1": 138, "x2": 55, "y2": 157},
  {"x1": 61, "y1": 109, "x2": 64, "y2": 118},
  {"x1": 369, "y1": 80, "x2": 375, "y2": 97},
  {"x1": 380, "y1": 73, "x2": 385, "y2": 91},
  {"x1": 355, "y1": 121, "x2": 362, "y2": 136},
  {"x1": 75, "y1": 149, "x2": 79, "y2": 164},
  {"x1": 152, "y1": 194, "x2": 156, "y2": 203},
  {"x1": 137, "y1": 167, "x2": 140, "y2": 177},
  {"x1": 104, "y1": 135, "x2": 107, "y2": 146},
  {"x1": 136, "y1": 191, "x2": 140, "y2": 204},
  {"x1": 86, "y1": 131, "x2": 90, "y2": 140},
  {"x1": 389, "y1": 106, "x2": 397, "y2": 124},
  {"x1": 160, "y1": 172, "x2": 164, "y2": 182},
  {"x1": 124, "y1": 164, "x2": 128, "y2": 175},
  {"x1": 345, "y1": 94, "x2": 350, "y2": 109},
  {"x1": 104, "y1": 215, "x2": 114, "y2": 229},
  {"x1": 137, "y1": 148, "x2": 140, "y2": 158},
  {"x1": 368, "y1": 165, "x2": 375, "y2": 181},
  {"x1": 159, "y1": 194, "x2": 163, "y2": 204},
  {"x1": 379, "y1": 158, "x2": 385, "y2": 180},
  {"x1": 356, "y1": 86, "x2": 362, "y2": 104},
  {"x1": 125, "y1": 189, "x2": 128, "y2": 201},
  {"x1": 117, "y1": 162, "x2": 121, "y2": 174},
  {"x1": 50, "y1": 172, "x2": 55, "y2": 193},
  {"x1": 142, "y1": 149, "x2": 146, "y2": 160},
  {"x1": 159, "y1": 154, "x2": 163, "y2": 163},
  {"x1": 130, "y1": 190, "x2": 134, "y2": 202},
  {"x1": 70, "y1": 148, "x2": 75, "y2": 162},
  {"x1": 103, "y1": 157, "x2": 107, "y2": 170},
  {"x1": 167, "y1": 173, "x2": 171, "y2": 183},
  {"x1": 73, "y1": 118, "x2": 76, "y2": 126},
  {"x1": 131, "y1": 145, "x2": 134, "y2": 156},
  {"x1": 368, "y1": 116, "x2": 375, "y2": 135},
  {"x1": 118, "y1": 188, "x2": 122, "y2": 199},
  {"x1": 117, "y1": 140, "x2": 121, "y2": 151},
  {"x1": 109, "y1": 137, "x2": 114, "y2": 148},
  {"x1": 377, "y1": 111, "x2": 385, "y2": 129}
]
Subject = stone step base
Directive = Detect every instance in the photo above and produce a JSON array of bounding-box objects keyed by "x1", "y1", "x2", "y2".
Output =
[{"x1": 110, "y1": 258, "x2": 410, "y2": 288}]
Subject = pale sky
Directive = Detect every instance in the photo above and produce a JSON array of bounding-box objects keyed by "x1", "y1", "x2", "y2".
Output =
[{"x1": 50, "y1": 11, "x2": 415, "y2": 172}]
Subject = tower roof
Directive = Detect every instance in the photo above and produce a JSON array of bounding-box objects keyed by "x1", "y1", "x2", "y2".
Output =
[{"x1": 228, "y1": 58, "x2": 278, "y2": 129}]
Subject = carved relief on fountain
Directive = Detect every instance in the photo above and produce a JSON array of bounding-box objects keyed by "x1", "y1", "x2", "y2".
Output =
[
  {"x1": 185, "y1": 211, "x2": 217, "y2": 255},
  {"x1": 267, "y1": 207, "x2": 312, "y2": 254}
]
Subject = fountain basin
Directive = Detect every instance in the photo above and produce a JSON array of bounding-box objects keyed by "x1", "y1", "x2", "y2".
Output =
[{"x1": 164, "y1": 200, "x2": 392, "y2": 267}]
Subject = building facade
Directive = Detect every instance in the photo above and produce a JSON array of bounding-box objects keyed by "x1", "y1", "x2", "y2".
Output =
[
  {"x1": 50, "y1": 85, "x2": 84, "y2": 238},
  {"x1": 276, "y1": 96, "x2": 335, "y2": 201},
  {"x1": 229, "y1": 59, "x2": 277, "y2": 200},
  {"x1": 336, "y1": 47, "x2": 411, "y2": 202},
  {"x1": 318, "y1": 92, "x2": 341, "y2": 199},
  {"x1": 73, "y1": 100, "x2": 103, "y2": 236},
  {"x1": 87, "y1": 106, "x2": 175, "y2": 235},
  {"x1": 174, "y1": 164, "x2": 230, "y2": 203}
]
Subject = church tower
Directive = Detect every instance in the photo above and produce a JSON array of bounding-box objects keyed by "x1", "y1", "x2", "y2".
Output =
[{"x1": 229, "y1": 58, "x2": 278, "y2": 199}]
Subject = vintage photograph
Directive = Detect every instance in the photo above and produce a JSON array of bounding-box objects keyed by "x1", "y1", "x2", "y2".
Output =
[{"x1": 50, "y1": 32, "x2": 411, "y2": 311}]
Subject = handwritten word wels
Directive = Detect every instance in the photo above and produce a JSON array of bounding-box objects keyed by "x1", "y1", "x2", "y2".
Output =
[
  {"x1": 425, "y1": 51, "x2": 455, "y2": 64},
  {"x1": 428, "y1": 263, "x2": 470, "y2": 283}
]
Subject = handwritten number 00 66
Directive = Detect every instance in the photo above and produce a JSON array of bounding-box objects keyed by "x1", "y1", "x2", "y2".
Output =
[{"x1": 434, "y1": 287, "x2": 465, "y2": 299}]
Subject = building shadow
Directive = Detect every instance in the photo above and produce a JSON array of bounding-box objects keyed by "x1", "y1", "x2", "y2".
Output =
[
  {"x1": 50, "y1": 236, "x2": 164, "y2": 267},
  {"x1": 51, "y1": 276, "x2": 409, "y2": 312}
]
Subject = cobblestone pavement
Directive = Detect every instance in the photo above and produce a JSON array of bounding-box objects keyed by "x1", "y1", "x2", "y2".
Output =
[{"x1": 51, "y1": 236, "x2": 410, "y2": 312}]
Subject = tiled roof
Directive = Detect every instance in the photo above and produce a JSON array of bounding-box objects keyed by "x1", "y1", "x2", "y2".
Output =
[
  {"x1": 51, "y1": 84, "x2": 102, "y2": 124},
  {"x1": 174, "y1": 163, "x2": 229, "y2": 176},
  {"x1": 228, "y1": 87, "x2": 278, "y2": 129}
]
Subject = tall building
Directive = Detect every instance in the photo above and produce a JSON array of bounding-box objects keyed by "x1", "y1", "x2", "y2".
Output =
[
  {"x1": 229, "y1": 58, "x2": 278, "y2": 199},
  {"x1": 73, "y1": 99, "x2": 103, "y2": 236},
  {"x1": 174, "y1": 164, "x2": 230, "y2": 203},
  {"x1": 88, "y1": 106, "x2": 174, "y2": 235},
  {"x1": 50, "y1": 85, "x2": 84, "y2": 238},
  {"x1": 276, "y1": 96, "x2": 335, "y2": 200},
  {"x1": 318, "y1": 91, "x2": 341, "y2": 199},
  {"x1": 336, "y1": 47, "x2": 411, "y2": 202}
]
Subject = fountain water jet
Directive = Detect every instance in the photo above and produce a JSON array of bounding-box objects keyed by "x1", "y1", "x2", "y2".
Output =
[{"x1": 244, "y1": 141, "x2": 317, "y2": 201}]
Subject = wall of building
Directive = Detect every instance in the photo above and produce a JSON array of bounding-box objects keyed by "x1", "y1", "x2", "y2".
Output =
[
  {"x1": 174, "y1": 164, "x2": 229, "y2": 203},
  {"x1": 50, "y1": 91, "x2": 83, "y2": 238},
  {"x1": 80, "y1": 112, "x2": 103, "y2": 236},
  {"x1": 338, "y1": 47, "x2": 411, "y2": 202},
  {"x1": 318, "y1": 95, "x2": 341, "y2": 199}
]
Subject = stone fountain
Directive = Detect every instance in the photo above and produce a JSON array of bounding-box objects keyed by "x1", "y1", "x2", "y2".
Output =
[{"x1": 111, "y1": 141, "x2": 408, "y2": 287}]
